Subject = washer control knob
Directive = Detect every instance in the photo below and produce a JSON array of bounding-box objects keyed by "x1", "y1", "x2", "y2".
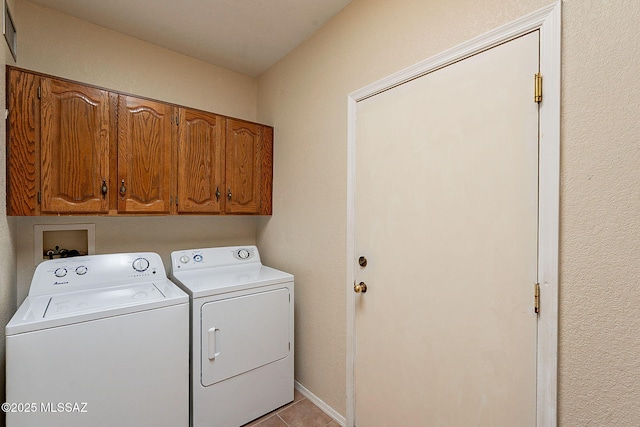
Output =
[
  {"x1": 237, "y1": 249, "x2": 250, "y2": 259},
  {"x1": 54, "y1": 267, "x2": 68, "y2": 278},
  {"x1": 75, "y1": 266, "x2": 88, "y2": 275},
  {"x1": 132, "y1": 257, "x2": 150, "y2": 272},
  {"x1": 193, "y1": 254, "x2": 204, "y2": 263},
  {"x1": 179, "y1": 255, "x2": 190, "y2": 264}
]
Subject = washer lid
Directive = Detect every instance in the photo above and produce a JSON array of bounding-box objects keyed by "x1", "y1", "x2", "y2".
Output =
[
  {"x1": 44, "y1": 283, "x2": 165, "y2": 319},
  {"x1": 6, "y1": 279, "x2": 187, "y2": 335}
]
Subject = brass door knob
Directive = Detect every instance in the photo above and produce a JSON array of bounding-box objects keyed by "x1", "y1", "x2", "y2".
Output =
[{"x1": 354, "y1": 282, "x2": 367, "y2": 293}]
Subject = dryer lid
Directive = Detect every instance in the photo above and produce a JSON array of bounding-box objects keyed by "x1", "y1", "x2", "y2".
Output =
[{"x1": 171, "y1": 264, "x2": 293, "y2": 298}]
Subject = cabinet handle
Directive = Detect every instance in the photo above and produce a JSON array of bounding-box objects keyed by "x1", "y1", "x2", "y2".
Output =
[
  {"x1": 119, "y1": 179, "x2": 126, "y2": 196},
  {"x1": 227, "y1": 188, "x2": 232, "y2": 202},
  {"x1": 101, "y1": 180, "x2": 108, "y2": 199},
  {"x1": 215, "y1": 186, "x2": 221, "y2": 202}
]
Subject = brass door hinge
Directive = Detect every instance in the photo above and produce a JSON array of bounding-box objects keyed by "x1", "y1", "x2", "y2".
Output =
[
  {"x1": 534, "y1": 73, "x2": 542, "y2": 103},
  {"x1": 534, "y1": 283, "x2": 540, "y2": 314}
]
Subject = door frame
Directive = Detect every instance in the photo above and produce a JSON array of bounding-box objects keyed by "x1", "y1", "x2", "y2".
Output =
[{"x1": 346, "y1": 3, "x2": 561, "y2": 426}]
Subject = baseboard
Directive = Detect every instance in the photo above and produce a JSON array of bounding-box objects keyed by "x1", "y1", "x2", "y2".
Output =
[{"x1": 295, "y1": 381, "x2": 346, "y2": 427}]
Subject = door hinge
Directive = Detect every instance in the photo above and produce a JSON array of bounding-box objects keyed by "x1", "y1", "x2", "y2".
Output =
[
  {"x1": 37, "y1": 86, "x2": 41, "y2": 99},
  {"x1": 37, "y1": 191, "x2": 41, "y2": 203},
  {"x1": 534, "y1": 73, "x2": 542, "y2": 103},
  {"x1": 534, "y1": 283, "x2": 540, "y2": 314}
]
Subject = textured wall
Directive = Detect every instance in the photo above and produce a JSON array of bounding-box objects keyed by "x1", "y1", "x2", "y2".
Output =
[
  {"x1": 16, "y1": 0, "x2": 257, "y2": 121},
  {"x1": 559, "y1": 0, "x2": 640, "y2": 424},
  {"x1": 9, "y1": 0, "x2": 263, "y2": 297},
  {"x1": 15, "y1": 216, "x2": 257, "y2": 302},
  {"x1": 5, "y1": 0, "x2": 640, "y2": 424},
  {"x1": 257, "y1": 0, "x2": 640, "y2": 423},
  {"x1": 0, "y1": 0, "x2": 18, "y2": 411}
]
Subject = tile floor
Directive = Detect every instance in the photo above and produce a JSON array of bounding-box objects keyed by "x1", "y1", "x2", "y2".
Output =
[{"x1": 243, "y1": 389, "x2": 341, "y2": 427}]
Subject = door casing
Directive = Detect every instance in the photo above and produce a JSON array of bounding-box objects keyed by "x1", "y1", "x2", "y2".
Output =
[{"x1": 345, "y1": 3, "x2": 561, "y2": 426}]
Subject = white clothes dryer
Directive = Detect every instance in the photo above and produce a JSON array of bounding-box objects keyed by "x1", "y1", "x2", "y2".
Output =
[
  {"x1": 170, "y1": 246, "x2": 294, "y2": 427},
  {"x1": 5, "y1": 252, "x2": 189, "y2": 427}
]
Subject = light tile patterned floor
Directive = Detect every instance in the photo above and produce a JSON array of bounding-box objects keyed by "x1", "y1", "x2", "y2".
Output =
[{"x1": 243, "y1": 389, "x2": 341, "y2": 427}]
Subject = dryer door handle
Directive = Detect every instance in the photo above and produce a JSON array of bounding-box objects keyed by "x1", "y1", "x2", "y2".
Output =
[{"x1": 208, "y1": 327, "x2": 220, "y2": 360}]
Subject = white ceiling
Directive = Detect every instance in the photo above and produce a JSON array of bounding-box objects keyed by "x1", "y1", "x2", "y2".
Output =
[{"x1": 29, "y1": 0, "x2": 353, "y2": 77}]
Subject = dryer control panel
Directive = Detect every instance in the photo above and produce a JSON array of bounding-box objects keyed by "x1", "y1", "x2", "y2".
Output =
[
  {"x1": 29, "y1": 252, "x2": 166, "y2": 296},
  {"x1": 171, "y1": 246, "x2": 260, "y2": 272}
]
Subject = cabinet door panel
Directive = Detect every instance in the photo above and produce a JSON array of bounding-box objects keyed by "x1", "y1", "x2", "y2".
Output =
[
  {"x1": 7, "y1": 69, "x2": 39, "y2": 215},
  {"x1": 177, "y1": 109, "x2": 224, "y2": 213},
  {"x1": 225, "y1": 119, "x2": 261, "y2": 214},
  {"x1": 40, "y1": 78, "x2": 110, "y2": 213},
  {"x1": 118, "y1": 96, "x2": 173, "y2": 213}
]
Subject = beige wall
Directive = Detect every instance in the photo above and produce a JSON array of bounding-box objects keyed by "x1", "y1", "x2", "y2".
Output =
[
  {"x1": 0, "y1": 0, "x2": 18, "y2": 410},
  {"x1": 17, "y1": 0, "x2": 257, "y2": 120},
  {"x1": 4, "y1": 0, "x2": 640, "y2": 424},
  {"x1": 560, "y1": 0, "x2": 640, "y2": 424},
  {"x1": 15, "y1": 216, "x2": 257, "y2": 301},
  {"x1": 8, "y1": 0, "x2": 264, "y2": 296},
  {"x1": 257, "y1": 0, "x2": 640, "y2": 424}
]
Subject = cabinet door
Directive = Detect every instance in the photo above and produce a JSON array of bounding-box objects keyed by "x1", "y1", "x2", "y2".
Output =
[
  {"x1": 7, "y1": 69, "x2": 39, "y2": 215},
  {"x1": 225, "y1": 120, "x2": 262, "y2": 214},
  {"x1": 177, "y1": 109, "x2": 224, "y2": 213},
  {"x1": 117, "y1": 95, "x2": 173, "y2": 213},
  {"x1": 40, "y1": 78, "x2": 111, "y2": 214}
]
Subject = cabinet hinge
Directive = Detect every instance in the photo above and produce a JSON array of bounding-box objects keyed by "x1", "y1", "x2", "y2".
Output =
[
  {"x1": 37, "y1": 86, "x2": 41, "y2": 99},
  {"x1": 534, "y1": 283, "x2": 540, "y2": 314},
  {"x1": 534, "y1": 73, "x2": 542, "y2": 103},
  {"x1": 37, "y1": 191, "x2": 41, "y2": 203}
]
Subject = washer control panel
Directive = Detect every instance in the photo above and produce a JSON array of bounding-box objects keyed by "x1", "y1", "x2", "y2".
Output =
[
  {"x1": 171, "y1": 246, "x2": 260, "y2": 271},
  {"x1": 52, "y1": 265, "x2": 91, "y2": 278},
  {"x1": 236, "y1": 248, "x2": 251, "y2": 260},
  {"x1": 132, "y1": 257, "x2": 151, "y2": 272},
  {"x1": 29, "y1": 252, "x2": 166, "y2": 297}
]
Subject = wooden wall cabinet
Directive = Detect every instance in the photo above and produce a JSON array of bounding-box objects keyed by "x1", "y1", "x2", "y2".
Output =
[
  {"x1": 40, "y1": 78, "x2": 111, "y2": 214},
  {"x1": 225, "y1": 119, "x2": 272, "y2": 215},
  {"x1": 7, "y1": 69, "x2": 39, "y2": 215},
  {"x1": 6, "y1": 67, "x2": 273, "y2": 216},
  {"x1": 118, "y1": 95, "x2": 174, "y2": 214},
  {"x1": 177, "y1": 108, "x2": 224, "y2": 214},
  {"x1": 175, "y1": 112, "x2": 273, "y2": 215}
]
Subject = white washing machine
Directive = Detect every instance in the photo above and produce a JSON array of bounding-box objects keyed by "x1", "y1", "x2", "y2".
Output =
[
  {"x1": 5, "y1": 252, "x2": 189, "y2": 427},
  {"x1": 170, "y1": 245, "x2": 294, "y2": 427}
]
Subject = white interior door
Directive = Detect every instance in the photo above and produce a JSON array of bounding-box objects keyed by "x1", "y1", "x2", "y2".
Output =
[{"x1": 354, "y1": 31, "x2": 540, "y2": 426}]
